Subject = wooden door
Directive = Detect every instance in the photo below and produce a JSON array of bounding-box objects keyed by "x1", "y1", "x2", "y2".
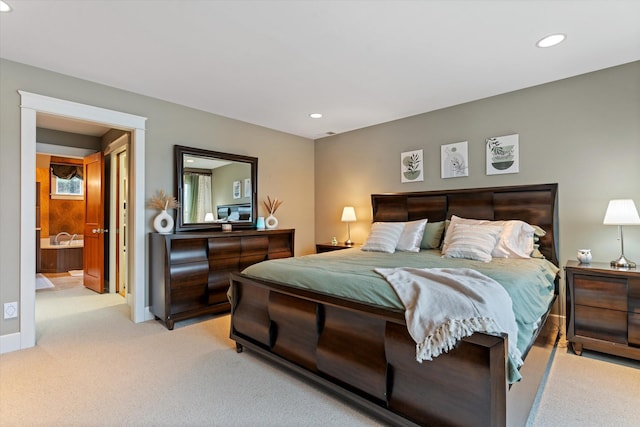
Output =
[{"x1": 84, "y1": 151, "x2": 105, "y2": 293}]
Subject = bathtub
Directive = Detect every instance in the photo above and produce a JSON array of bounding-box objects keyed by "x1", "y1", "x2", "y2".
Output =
[
  {"x1": 40, "y1": 237, "x2": 84, "y2": 273},
  {"x1": 41, "y1": 238, "x2": 84, "y2": 249}
]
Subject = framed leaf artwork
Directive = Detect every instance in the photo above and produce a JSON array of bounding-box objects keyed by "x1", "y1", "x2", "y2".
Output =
[
  {"x1": 401, "y1": 149, "x2": 424, "y2": 183},
  {"x1": 486, "y1": 134, "x2": 519, "y2": 175},
  {"x1": 441, "y1": 141, "x2": 468, "y2": 178}
]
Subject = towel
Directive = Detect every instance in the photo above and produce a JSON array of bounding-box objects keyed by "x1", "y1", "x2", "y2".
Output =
[{"x1": 375, "y1": 267, "x2": 522, "y2": 367}]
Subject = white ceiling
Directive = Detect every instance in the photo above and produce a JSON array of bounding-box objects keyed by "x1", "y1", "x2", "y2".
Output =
[{"x1": 1, "y1": 1, "x2": 639, "y2": 140}]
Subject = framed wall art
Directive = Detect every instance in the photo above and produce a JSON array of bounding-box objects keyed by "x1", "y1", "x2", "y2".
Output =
[
  {"x1": 486, "y1": 134, "x2": 519, "y2": 175},
  {"x1": 243, "y1": 178, "x2": 251, "y2": 198},
  {"x1": 233, "y1": 180, "x2": 241, "y2": 199},
  {"x1": 401, "y1": 149, "x2": 424, "y2": 183},
  {"x1": 441, "y1": 141, "x2": 468, "y2": 178}
]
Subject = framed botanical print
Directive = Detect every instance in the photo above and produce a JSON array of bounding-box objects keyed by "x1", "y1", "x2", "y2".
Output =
[
  {"x1": 441, "y1": 141, "x2": 468, "y2": 178},
  {"x1": 486, "y1": 134, "x2": 519, "y2": 175},
  {"x1": 243, "y1": 178, "x2": 251, "y2": 198},
  {"x1": 401, "y1": 149, "x2": 424, "y2": 183}
]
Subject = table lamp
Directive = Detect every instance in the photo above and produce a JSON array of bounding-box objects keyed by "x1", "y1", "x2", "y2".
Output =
[
  {"x1": 341, "y1": 206, "x2": 356, "y2": 246},
  {"x1": 603, "y1": 199, "x2": 640, "y2": 268}
]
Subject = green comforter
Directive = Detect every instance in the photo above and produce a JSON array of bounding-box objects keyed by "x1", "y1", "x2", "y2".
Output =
[{"x1": 242, "y1": 248, "x2": 559, "y2": 382}]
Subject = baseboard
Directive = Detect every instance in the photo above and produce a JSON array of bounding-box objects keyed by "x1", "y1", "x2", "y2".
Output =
[
  {"x1": 144, "y1": 306, "x2": 155, "y2": 321},
  {"x1": 0, "y1": 332, "x2": 21, "y2": 354}
]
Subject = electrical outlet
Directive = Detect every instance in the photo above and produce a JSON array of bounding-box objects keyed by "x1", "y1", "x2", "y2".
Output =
[{"x1": 4, "y1": 302, "x2": 18, "y2": 319}]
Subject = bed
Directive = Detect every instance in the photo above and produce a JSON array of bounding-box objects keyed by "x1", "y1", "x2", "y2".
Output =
[{"x1": 229, "y1": 183, "x2": 560, "y2": 426}]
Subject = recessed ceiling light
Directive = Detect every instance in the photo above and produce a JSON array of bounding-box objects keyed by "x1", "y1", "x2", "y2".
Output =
[
  {"x1": 309, "y1": 113, "x2": 323, "y2": 119},
  {"x1": 536, "y1": 33, "x2": 566, "y2": 48},
  {"x1": 0, "y1": 1, "x2": 12, "y2": 12}
]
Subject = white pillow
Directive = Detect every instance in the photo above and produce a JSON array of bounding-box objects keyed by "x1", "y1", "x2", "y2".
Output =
[
  {"x1": 442, "y1": 224, "x2": 502, "y2": 262},
  {"x1": 495, "y1": 220, "x2": 534, "y2": 258},
  {"x1": 396, "y1": 219, "x2": 428, "y2": 252},
  {"x1": 361, "y1": 222, "x2": 405, "y2": 253},
  {"x1": 442, "y1": 215, "x2": 534, "y2": 259}
]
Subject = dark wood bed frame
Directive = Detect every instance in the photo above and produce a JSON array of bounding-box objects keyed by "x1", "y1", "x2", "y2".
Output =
[{"x1": 229, "y1": 183, "x2": 559, "y2": 426}]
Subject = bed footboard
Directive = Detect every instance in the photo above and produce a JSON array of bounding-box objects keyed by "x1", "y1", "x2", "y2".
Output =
[{"x1": 230, "y1": 273, "x2": 508, "y2": 427}]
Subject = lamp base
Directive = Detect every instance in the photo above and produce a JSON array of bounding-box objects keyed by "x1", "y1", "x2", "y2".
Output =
[
  {"x1": 610, "y1": 255, "x2": 636, "y2": 269},
  {"x1": 344, "y1": 239, "x2": 353, "y2": 246}
]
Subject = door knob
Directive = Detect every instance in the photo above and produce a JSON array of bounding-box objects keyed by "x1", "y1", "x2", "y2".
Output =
[{"x1": 92, "y1": 228, "x2": 109, "y2": 234}]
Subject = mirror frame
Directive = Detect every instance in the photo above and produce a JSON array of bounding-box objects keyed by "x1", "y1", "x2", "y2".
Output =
[{"x1": 175, "y1": 145, "x2": 258, "y2": 232}]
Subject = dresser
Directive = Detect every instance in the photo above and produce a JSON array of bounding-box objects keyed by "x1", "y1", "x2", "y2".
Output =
[
  {"x1": 565, "y1": 260, "x2": 640, "y2": 360},
  {"x1": 150, "y1": 229, "x2": 294, "y2": 329}
]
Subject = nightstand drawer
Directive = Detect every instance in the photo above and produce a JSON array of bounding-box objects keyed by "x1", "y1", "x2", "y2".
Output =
[
  {"x1": 629, "y1": 313, "x2": 640, "y2": 347},
  {"x1": 574, "y1": 274, "x2": 627, "y2": 311},
  {"x1": 629, "y1": 279, "x2": 640, "y2": 314},
  {"x1": 575, "y1": 305, "x2": 627, "y2": 344}
]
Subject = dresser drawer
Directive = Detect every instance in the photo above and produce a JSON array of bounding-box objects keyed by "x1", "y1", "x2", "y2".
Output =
[
  {"x1": 575, "y1": 305, "x2": 627, "y2": 344},
  {"x1": 574, "y1": 274, "x2": 627, "y2": 312}
]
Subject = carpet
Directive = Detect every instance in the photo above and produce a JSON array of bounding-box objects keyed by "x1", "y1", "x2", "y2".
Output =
[{"x1": 35, "y1": 273, "x2": 55, "y2": 290}]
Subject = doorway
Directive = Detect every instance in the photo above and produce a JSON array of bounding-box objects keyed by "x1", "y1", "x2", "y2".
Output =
[
  {"x1": 19, "y1": 91, "x2": 148, "y2": 351},
  {"x1": 37, "y1": 137, "x2": 128, "y2": 297}
]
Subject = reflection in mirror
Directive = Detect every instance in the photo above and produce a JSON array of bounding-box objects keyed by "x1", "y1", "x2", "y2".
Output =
[{"x1": 175, "y1": 145, "x2": 257, "y2": 232}]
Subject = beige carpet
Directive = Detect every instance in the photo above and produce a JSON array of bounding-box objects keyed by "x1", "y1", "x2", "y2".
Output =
[
  {"x1": 1, "y1": 279, "x2": 378, "y2": 426},
  {"x1": 529, "y1": 346, "x2": 640, "y2": 426},
  {"x1": 35, "y1": 274, "x2": 54, "y2": 290},
  {"x1": 1, "y1": 278, "x2": 639, "y2": 426}
]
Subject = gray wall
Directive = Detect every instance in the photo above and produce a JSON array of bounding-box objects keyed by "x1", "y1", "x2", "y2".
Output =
[
  {"x1": 212, "y1": 162, "x2": 252, "y2": 208},
  {"x1": 315, "y1": 61, "x2": 640, "y2": 287},
  {"x1": 36, "y1": 128, "x2": 103, "y2": 150},
  {"x1": 0, "y1": 58, "x2": 315, "y2": 337}
]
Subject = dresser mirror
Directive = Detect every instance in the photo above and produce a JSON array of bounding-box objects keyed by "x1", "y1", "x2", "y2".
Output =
[{"x1": 175, "y1": 145, "x2": 257, "y2": 232}]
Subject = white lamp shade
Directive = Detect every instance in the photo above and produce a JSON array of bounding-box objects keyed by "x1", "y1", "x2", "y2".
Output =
[
  {"x1": 341, "y1": 206, "x2": 356, "y2": 222},
  {"x1": 603, "y1": 199, "x2": 640, "y2": 225},
  {"x1": 204, "y1": 212, "x2": 215, "y2": 222}
]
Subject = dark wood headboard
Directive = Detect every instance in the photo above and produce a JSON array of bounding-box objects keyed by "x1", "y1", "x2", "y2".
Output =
[{"x1": 371, "y1": 183, "x2": 559, "y2": 267}]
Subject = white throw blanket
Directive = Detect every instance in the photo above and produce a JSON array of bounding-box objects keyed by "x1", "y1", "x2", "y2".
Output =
[{"x1": 375, "y1": 267, "x2": 522, "y2": 367}]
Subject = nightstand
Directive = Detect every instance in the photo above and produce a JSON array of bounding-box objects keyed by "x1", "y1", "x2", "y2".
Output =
[
  {"x1": 315, "y1": 242, "x2": 357, "y2": 253},
  {"x1": 565, "y1": 260, "x2": 640, "y2": 360}
]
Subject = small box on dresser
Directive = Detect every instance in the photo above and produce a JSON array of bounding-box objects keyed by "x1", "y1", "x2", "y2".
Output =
[
  {"x1": 565, "y1": 260, "x2": 640, "y2": 360},
  {"x1": 150, "y1": 228, "x2": 294, "y2": 330}
]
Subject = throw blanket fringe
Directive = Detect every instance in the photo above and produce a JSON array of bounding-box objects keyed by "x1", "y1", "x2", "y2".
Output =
[
  {"x1": 375, "y1": 267, "x2": 523, "y2": 369},
  {"x1": 417, "y1": 316, "x2": 500, "y2": 361}
]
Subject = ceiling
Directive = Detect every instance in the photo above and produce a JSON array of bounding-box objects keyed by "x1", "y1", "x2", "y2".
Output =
[{"x1": 1, "y1": 1, "x2": 639, "y2": 140}]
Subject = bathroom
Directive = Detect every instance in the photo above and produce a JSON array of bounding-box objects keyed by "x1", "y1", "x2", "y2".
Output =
[{"x1": 36, "y1": 153, "x2": 85, "y2": 276}]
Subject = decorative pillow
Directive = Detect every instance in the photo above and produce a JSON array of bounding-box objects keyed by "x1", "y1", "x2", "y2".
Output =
[
  {"x1": 442, "y1": 215, "x2": 534, "y2": 259},
  {"x1": 396, "y1": 219, "x2": 428, "y2": 252},
  {"x1": 530, "y1": 225, "x2": 547, "y2": 258},
  {"x1": 531, "y1": 225, "x2": 547, "y2": 243},
  {"x1": 361, "y1": 222, "x2": 405, "y2": 253},
  {"x1": 530, "y1": 244, "x2": 545, "y2": 259},
  {"x1": 420, "y1": 220, "x2": 445, "y2": 249},
  {"x1": 493, "y1": 220, "x2": 535, "y2": 258},
  {"x1": 531, "y1": 225, "x2": 547, "y2": 238},
  {"x1": 442, "y1": 224, "x2": 502, "y2": 262}
]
